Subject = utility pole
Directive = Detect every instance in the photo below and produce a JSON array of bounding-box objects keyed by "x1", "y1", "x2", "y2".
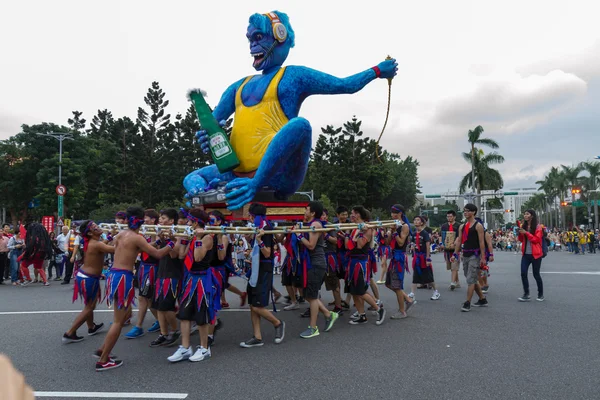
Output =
[{"x1": 36, "y1": 132, "x2": 73, "y2": 219}]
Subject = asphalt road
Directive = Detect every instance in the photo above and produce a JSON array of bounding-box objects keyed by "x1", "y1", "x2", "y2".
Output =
[{"x1": 1, "y1": 250, "x2": 599, "y2": 400}]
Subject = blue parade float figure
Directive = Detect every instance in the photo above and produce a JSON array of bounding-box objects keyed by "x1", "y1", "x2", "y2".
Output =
[{"x1": 185, "y1": 10, "x2": 398, "y2": 210}]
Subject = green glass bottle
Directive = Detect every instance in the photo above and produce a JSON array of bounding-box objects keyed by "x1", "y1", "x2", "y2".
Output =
[{"x1": 187, "y1": 89, "x2": 240, "y2": 173}]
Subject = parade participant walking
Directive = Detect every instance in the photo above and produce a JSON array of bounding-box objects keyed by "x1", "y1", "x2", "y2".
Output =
[
  {"x1": 294, "y1": 202, "x2": 339, "y2": 338},
  {"x1": 387, "y1": 205, "x2": 416, "y2": 319},
  {"x1": 346, "y1": 206, "x2": 385, "y2": 325},
  {"x1": 451, "y1": 204, "x2": 488, "y2": 312},
  {"x1": 409, "y1": 216, "x2": 440, "y2": 301},
  {"x1": 96, "y1": 207, "x2": 173, "y2": 371},
  {"x1": 322, "y1": 209, "x2": 343, "y2": 314},
  {"x1": 7, "y1": 231, "x2": 24, "y2": 285},
  {"x1": 125, "y1": 209, "x2": 161, "y2": 339},
  {"x1": 375, "y1": 226, "x2": 391, "y2": 284},
  {"x1": 440, "y1": 210, "x2": 461, "y2": 290},
  {"x1": 61, "y1": 226, "x2": 78, "y2": 285},
  {"x1": 517, "y1": 210, "x2": 544, "y2": 302},
  {"x1": 335, "y1": 206, "x2": 351, "y2": 310},
  {"x1": 240, "y1": 203, "x2": 285, "y2": 348},
  {"x1": 62, "y1": 220, "x2": 113, "y2": 344},
  {"x1": 168, "y1": 208, "x2": 221, "y2": 363},
  {"x1": 208, "y1": 210, "x2": 247, "y2": 309},
  {"x1": 19, "y1": 223, "x2": 52, "y2": 286},
  {"x1": 150, "y1": 209, "x2": 183, "y2": 348}
]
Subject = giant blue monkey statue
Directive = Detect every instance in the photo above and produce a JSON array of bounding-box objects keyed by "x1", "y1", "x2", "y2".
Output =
[{"x1": 184, "y1": 10, "x2": 397, "y2": 210}]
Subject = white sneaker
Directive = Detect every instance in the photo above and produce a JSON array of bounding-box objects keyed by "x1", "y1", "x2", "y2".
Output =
[
  {"x1": 283, "y1": 303, "x2": 299, "y2": 311},
  {"x1": 408, "y1": 292, "x2": 415, "y2": 299},
  {"x1": 167, "y1": 345, "x2": 192, "y2": 363},
  {"x1": 430, "y1": 291, "x2": 441, "y2": 300},
  {"x1": 350, "y1": 311, "x2": 360, "y2": 319},
  {"x1": 190, "y1": 322, "x2": 198, "y2": 334},
  {"x1": 375, "y1": 299, "x2": 382, "y2": 307},
  {"x1": 189, "y1": 346, "x2": 211, "y2": 362}
]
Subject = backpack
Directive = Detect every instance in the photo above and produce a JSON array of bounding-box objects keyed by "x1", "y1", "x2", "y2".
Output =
[{"x1": 542, "y1": 229, "x2": 549, "y2": 258}]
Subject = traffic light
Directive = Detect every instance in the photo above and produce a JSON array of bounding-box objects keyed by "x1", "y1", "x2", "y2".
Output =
[
  {"x1": 561, "y1": 201, "x2": 568, "y2": 206},
  {"x1": 571, "y1": 188, "x2": 581, "y2": 194}
]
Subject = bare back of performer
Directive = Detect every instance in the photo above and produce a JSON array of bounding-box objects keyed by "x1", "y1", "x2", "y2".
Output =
[{"x1": 96, "y1": 206, "x2": 173, "y2": 371}]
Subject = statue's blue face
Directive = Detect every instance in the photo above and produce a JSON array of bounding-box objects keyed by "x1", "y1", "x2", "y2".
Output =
[{"x1": 246, "y1": 24, "x2": 289, "y2": 71}]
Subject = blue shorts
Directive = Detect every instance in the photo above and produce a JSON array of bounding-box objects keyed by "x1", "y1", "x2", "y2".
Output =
[
  {"x1": 73, "y1": 270, "x2": 101, "y2": 305},
  {"x1": 105, "y1": 269, "x2": 135, "y2": 309}
]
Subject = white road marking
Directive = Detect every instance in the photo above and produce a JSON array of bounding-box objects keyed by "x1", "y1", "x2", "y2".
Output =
[
  {"x1": 541, "y1": 271, "x2": 600, "y2": 275},
  {"x1": 0, "y1": 308, "x2": 250, "y2": 316},
  {"x1": 34, "y1": 392, "x2": 187, "y2": 399}
]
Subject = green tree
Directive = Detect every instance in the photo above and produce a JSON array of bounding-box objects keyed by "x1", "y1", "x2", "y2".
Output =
[
  {"x1": 561, "y1": 164, "x2": 583, "y2": 228},
  {"x1": 466, "y1": 125, "x2": 499, "y2": 208},
  {"x1": 459, "y1": 150, "x2": 504, "y2": 194}
]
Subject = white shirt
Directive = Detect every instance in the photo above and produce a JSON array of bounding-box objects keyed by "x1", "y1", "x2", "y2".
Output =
[{"x1": 56, "y1": 233, "x2": 70, "y2": 252}]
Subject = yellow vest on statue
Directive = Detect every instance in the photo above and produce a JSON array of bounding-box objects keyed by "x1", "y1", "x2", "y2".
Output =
[{"x1": 231, "y1": 67, "x2": 289, "y2": 173}]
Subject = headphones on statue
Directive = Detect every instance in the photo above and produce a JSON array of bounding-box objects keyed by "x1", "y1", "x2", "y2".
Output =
[{"x1": 264, "y1": 12, "x2": 287, "y2": 43}]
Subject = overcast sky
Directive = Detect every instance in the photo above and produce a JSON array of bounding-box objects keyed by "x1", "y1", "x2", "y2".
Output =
[{"x1": 1, "y1": 0, "x2": 599, "y2": 196}]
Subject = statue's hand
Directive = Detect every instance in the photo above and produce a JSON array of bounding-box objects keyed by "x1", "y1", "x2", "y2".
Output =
[
  {"x1": 377, "y1": 58, "x2": 398, "y2": 79},
  {"x1": 225, "y1": 178, "x2": 258, "y2": 210},
  {"x1": 195, "y1": 120, "x2": 227, "y2": 154}
]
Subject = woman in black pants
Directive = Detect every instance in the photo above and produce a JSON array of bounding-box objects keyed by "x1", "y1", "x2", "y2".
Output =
[{"x1": 517, "y1": 209, "x2": 544, "y2": 302}]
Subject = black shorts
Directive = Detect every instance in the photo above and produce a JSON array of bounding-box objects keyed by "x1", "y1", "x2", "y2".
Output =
[
  {"x1": 281, "y1": 265, "x2": 293, "y2": 286},
  {"x1": 412, "y1": 267, "x2": 435, "y2": 285},
  {"x1": 303, "y1": 267, "x2": 326, "y2": 300},
  {"x1": 177, "y1": 293, "x2": 211, "y2": 325},
  {"x1": 324, "y1": 272, "x2": 340, "y2": 291},
  {"x1": 247, "y1": 270, "x2": 273, "y2": 308}
]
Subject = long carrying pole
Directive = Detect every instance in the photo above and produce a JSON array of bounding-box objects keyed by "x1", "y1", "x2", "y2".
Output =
[{"x1": 100, "y1": 220, "x2": 403, "y2": 236}]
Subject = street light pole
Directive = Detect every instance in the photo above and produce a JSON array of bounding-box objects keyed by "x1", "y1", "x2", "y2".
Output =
[{"x1": 36, "y1": 132, "x2": 73, "y2": 218}]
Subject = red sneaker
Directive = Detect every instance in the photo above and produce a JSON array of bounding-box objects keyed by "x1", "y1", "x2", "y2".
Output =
[
  {"x1": 221, "y1": 302, "x2": 230, "y2": 309},
  {"x1": 95, "y1": 359, "x2": 123, "y2": 372}
]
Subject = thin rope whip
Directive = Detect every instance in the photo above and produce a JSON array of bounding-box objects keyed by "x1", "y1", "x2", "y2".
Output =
[{"x1": 375, "y1": 55, "x2": 394, "y2": 164}]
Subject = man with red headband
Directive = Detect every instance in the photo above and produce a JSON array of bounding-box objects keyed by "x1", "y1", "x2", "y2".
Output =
[
  {"x1": 95, "y1": 207, "x2": 173, "y2": 371},
  {"x1": 62, "y1": 220, "x2": 114, "y2": 345}
]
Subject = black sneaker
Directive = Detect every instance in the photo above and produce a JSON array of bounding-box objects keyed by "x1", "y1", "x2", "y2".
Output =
[
  {"x1": 300, "y1": 308, "x2": 311, "y2": 318},
  {"x1": 473, "y1": 298, "x2": 488, "y2": 307},
  {"x1": 536, "y1": 296, "x2": 545, "y2": 302},
  {"x1": 298, "y1": 296, "x2": 306, "y2": 304},
  {"x1": 376, "y1": 307, "x2": 386, "y2": 325},
  {"x1": 341, "y1": 300, "x2": 350, "y2": 310},
  {"x1": 349, "y1": 314, "x2": 368, "y2": 325},
  {"x1": 332, "y1": 307, "x2": 344, "y2": 316},
  {"x1": 95, "y1": 359, "x2": 123, "y2": 372},
  {"x1": 92, "y1": 350, "x2": 117, "y2": 359},
  {"x1": 461, "y1": 301, "x2": 471, "y2": 312},
  {"x1": 163, "y1": 331, "x2": 180, "y2": 347},
  {"x1": 274, "y1": 321, "x2": 285, "y2": 344},
  {"x1": 150, "y1": 335, "x2": 168, "y2": 347},
  {"x1": 518, "y1": 294, "x2": 531, "y2": 302},
  {"x1": 62, "y1": 333, "x2": 84, "y2": 344},
  {"x1": 239, "y1": 337, "x2": 264, "y2": 348},
  {"x1": 88, "y1": 323, "x2": 105, "y2": 336},
  {"x1": 215, "y1": 318, "x2": 223, "y2": 332}
]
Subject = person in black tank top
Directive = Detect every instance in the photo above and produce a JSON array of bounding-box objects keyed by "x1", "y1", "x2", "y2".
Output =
[
  {"x1": 452, "y1": 203, "x2": 488, "y2": 312},
  {"x1": 441, "y1": 210, "x2": 462, "y2": 290},
  {"x1": 208, "y1": 211, "x2": 248, "y2": 310},
  {"x1": 149, "y1": 209, "x2": 183, "y2": 348},
  {"x1": 386, "y1": 205, "x2": 416, "y2": 319},
  {"x1": 322, "y1": 209, "x2": 344, "y2": 314},
  {"x1": 346, "y1": 206, "x2": 386, "y2": 326},
  {"x1": 409, "y1": 216, "x2": 440, "y2": 301},
  {"x1": 167, "y1": 208, "x2": 220, "y2": 363},
  {"x1": 239, "y1": 203, "x2": 286, "y2": 348},
  {"x1": 294, "y1": 202, "x2": 339, "y2": 338}
]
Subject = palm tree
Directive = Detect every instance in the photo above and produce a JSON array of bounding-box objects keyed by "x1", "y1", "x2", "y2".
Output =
[
  {"x1": 459, "y1": 150, "x2": 505, "y2": 194},
  {"x1": 580, "y1": 161, "x2": 600, "y2": 228},
  {"x1": 536, "y1": 166, "x2": 564, "y2": 228},
  {"x1": 561, "y1": 164, "x2": 583, "y2": 227},
  {"x1": 467, "y1": 126, "x2": 499, "y2": 207}
]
